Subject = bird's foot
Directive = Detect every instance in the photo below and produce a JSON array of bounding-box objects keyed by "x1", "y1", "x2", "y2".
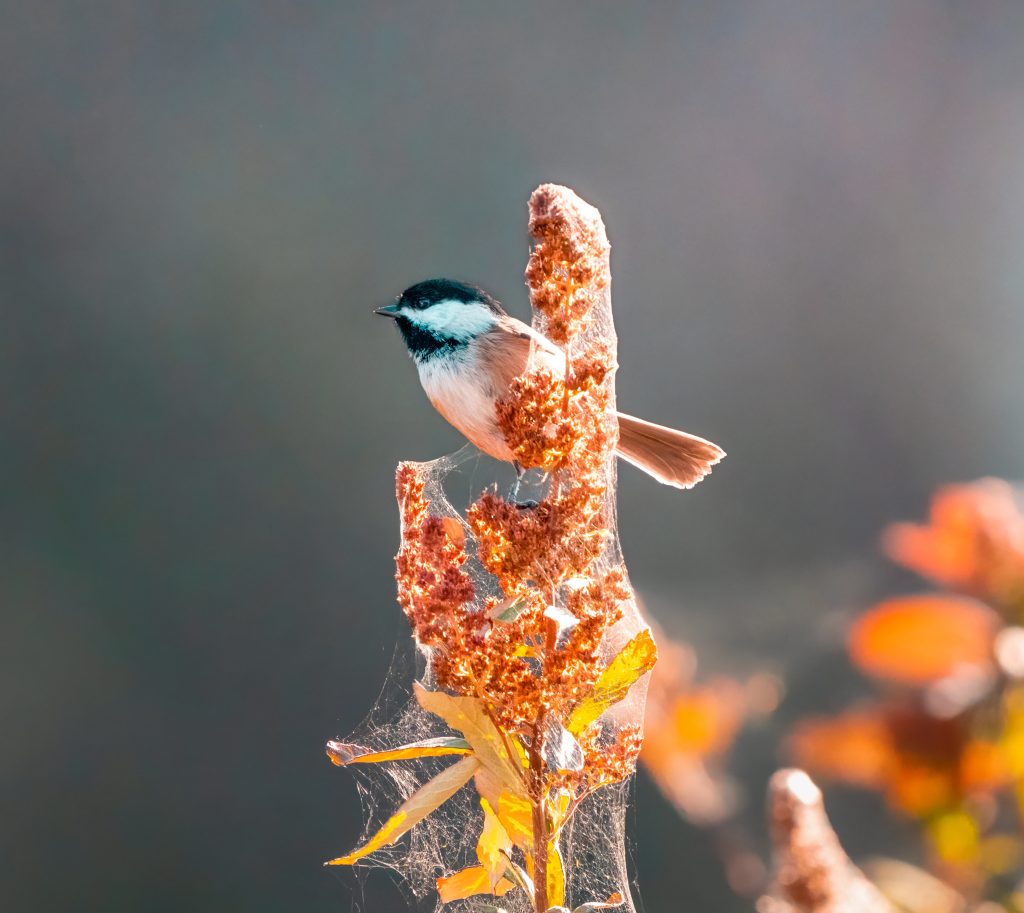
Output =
[{"x1": 508, "y1": 462, "x2": 537, "y2": 508}]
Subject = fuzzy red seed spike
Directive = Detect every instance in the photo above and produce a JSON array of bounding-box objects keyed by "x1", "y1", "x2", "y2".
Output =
[{"x1": 363, "y1": 187, "x2": 657, "y2": 913}]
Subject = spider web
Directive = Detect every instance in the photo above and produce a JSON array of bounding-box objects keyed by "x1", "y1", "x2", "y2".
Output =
[{"x1": 331, "y1": 190, "x2": 650, "y2": 913}]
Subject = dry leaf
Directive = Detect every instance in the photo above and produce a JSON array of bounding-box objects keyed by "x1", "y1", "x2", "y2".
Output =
[
  {"x1": 436, "y1": 864, "x2": 514, "y2": 902},
  {"x1": 477, "y1": 798, "x2": 514, "y2": 888},
  {"x1": 325, "y1": 737, "x2": 471, "y2": 766},
  {"x1": 567, "y1": 629, "x2": 658, "y2": 735},
  {"x1": 325, "y1": 756, "x2": 479, "y2": 865},
  {"x1": 414, "y1": 684, "x2": 526, "y2": 797}
]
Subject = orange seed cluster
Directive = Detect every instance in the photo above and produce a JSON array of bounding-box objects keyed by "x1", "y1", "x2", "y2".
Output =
[{"x1": 524, "y1": 184, "x2": 611, "y2": 346}]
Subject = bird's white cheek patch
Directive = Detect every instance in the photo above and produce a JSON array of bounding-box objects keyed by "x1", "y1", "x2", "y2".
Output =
[{"x1": 404, "y1": 300, "x2": 495, "y2": 339}]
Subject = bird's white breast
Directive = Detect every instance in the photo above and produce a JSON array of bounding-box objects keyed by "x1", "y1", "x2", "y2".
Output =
[{"x1": 416, "y1": 349, "x2": 515, "y2": 462}]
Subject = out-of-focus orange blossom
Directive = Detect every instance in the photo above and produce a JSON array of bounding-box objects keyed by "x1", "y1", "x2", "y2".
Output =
[
  {"x1": 789, "y1": 479, "x2": 1024, "y2": 901},
  {"x1": 883, "y1": 479, "x2": 1024, "y2": 614},
  {"x1": 641, "y1": 635, "x2": 779, "y2": 827},
  {"x1": 848, "y1": 595, "x2": 998, "y2": 686},
  {"x1": 787, "y1": 708, "x2": 891, "y2": 794},
  {"x1": 668, "y1": 681, "x2": 745, "y2": 756},
  {"x1": 789, "y1": 702, "x2": 1012, "y2": 818}
]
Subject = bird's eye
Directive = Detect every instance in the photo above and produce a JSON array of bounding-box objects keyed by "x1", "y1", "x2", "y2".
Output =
[{"x1": 418, "y1": 299, "x2": 428, "y2": 309}]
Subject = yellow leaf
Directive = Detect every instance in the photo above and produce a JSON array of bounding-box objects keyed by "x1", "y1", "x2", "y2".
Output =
[
  {"x1": 325, "y1": 737, "x2": 471, "y2": 766},
  {"x1": 415, "y1": 684, "x2": 525, "y2": 795},
  {"x1": 473, "y1": 767, "x2": 505, "y2": 818},
  {"x1": 547, "y1": 840, "x2": 566, "y2": 908},
  {"x1": 549, "y1": 788, "x2": 573, "y2": 834},
  {"x1": 499, "y1": 851, "x2": 534, "y2": 897},
  {"x1": 436, "y1": 865, "x2": 514, "y2": 903},
  {"x1": 325, "y1": 756, "x2": 478, "y2": 865},
  {"x1": 497, "y1": 789, "x2": 534, "y2": 851},
  {"x1": 568, "y1": 629, "x2": 658, "y2": 735},
  {"x1": 508, "y1": 731, "x2": 529, "y2": 770},
  {"x1": 477, "y1": 798, "x2": 513, "y2": 888},
  {"x1": 524, "y1": 841, "x2": 565, "y2": 908}
]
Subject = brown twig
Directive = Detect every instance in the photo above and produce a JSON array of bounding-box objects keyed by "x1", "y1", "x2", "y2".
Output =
[{"x1": 530, "y1": 726, "x2": 549, "y2": 913}]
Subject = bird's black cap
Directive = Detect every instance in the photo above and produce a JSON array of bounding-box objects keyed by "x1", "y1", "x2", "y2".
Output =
[{"x1": 398, "y1": 278, "x2": 503, "y2": 313}]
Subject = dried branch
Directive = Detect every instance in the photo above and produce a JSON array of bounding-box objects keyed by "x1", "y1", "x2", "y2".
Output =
[
  {"x1": 329, "y1": 185, "x2": 654, "y2": 913},
  {"x1": 760, "y1": 769, "x2": 893, "y2": 913}
]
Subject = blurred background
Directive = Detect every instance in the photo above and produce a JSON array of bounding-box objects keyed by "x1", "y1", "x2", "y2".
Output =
[{"x1": 4, "y1": 2, "x2": 1024, "y2": 911}]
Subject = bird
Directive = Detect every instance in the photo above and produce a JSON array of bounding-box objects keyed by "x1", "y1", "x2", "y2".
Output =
[{"x1": 376, "y1": 278, "x2": 724, "y2": 496}]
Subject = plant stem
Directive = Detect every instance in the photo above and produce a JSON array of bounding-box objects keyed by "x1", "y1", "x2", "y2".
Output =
[
  {"x1": 529, "y1": 596, "x2": 564, "y2": 910},
  {"x1": 529, "y1": 720, "x2": 549, "y2": 912}
]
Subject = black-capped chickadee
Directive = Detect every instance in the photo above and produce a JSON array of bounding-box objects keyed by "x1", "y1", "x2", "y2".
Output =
[{"x1": 376, "y1": 278, "x2": 725, "y2": 492}]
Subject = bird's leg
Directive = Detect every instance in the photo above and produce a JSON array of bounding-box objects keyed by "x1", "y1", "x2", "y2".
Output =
[
  {"x1": 508, "y1": 462, "x2": 525, "y2": 502},
  {"x1": 508, "y1": 462, "x2": 538, "y2": 510}
]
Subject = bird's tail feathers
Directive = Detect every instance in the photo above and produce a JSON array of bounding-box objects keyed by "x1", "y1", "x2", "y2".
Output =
[{"x1": 615, "y1": 412, "x2": 725, "y2": 489}]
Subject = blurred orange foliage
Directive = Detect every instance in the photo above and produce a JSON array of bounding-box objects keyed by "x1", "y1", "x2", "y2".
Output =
[
  {"x1": 883, "y1": 479, "x2": 1024, "y2": 614},
  {"x1": 789, "y1": 479, "x2": 1024, "y2": 899},
  {"x1": 642, "y1": 635, "x2": 778, "y2": 828},
  {"x1": 847, "y1": 596, "x2": 997, "y2": 686},
  {"x1": 789, "y1": 703, "x2": 1012, "y2": 818}
]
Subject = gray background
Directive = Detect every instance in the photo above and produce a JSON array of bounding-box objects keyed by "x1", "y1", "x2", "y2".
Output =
[{"x1": 3, "y1": 2, "x2": 1023, "y2": 911}]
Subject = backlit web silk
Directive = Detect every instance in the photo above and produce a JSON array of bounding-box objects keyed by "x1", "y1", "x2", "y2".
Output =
[{"x1": 328, "y1": 186, "x2": 653, "y2": 913}]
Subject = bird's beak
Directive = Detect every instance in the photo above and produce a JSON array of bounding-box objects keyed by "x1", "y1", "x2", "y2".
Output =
[{"x1": 374, "y1": 303, "x2": 400, "y2": 319}]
